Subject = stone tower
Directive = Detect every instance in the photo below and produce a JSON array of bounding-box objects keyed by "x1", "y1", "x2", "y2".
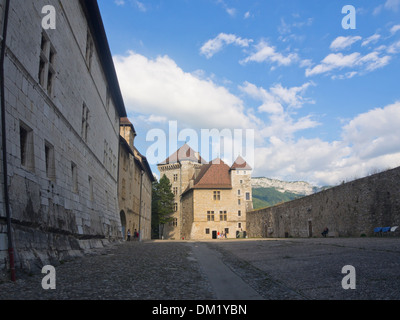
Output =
[
  {"x1": 157, "y1": 144, "x2": 206, "y2": 239},
  {"x1": 230, "y1": 155, "x2": 253, "y2": 213}
]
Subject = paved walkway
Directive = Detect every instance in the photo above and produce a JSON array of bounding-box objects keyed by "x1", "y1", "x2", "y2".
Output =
[
  {"x1": 188, "y1": 242, "x2": 262, "y2": 300},
  {"x1": 0, "y1": 237, "x2": 399, "y2": 300}
]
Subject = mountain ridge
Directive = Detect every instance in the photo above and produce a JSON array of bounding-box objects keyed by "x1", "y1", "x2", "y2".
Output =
[
  {"x1": 251, "y1": 177, "x2": 329, "y2": 210},
  {"x1": 252, "y1": 177, "x2": 322, "y2": 195}
]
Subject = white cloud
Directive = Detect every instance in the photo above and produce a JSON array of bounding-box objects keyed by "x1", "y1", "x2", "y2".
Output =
[
  {"x1": 253, "y1": 102, "x2": 400, "y2": 186},
  {"x1": 114, "y1": 0, "x2": 125, "y2": 6},
  {"x1": 361, "y1": 34, "x2": 381, "y2": 47},
  {"x1": 244, "y1": 11, "x2": 251, "y2": 19},
  {"x1": 240, "y1": 82, "x2": 283, "y2": 114},
  {"x1": 330, "y1": 36, "x2": 362, "y2": 51},
  {"x1": 305, "y1": 51, "x2": 391, "y2": 77},
  {"x1": 147, "y1": 115, "x2": 168, "y2": 123},
  {"x1": 390, "y1": 24, "x2": 400, "y2": 34},
  {"x1": 374, "y1": 0, "x2": 400, "y2": 14},
  {"x1": 200, "y1": 33, "x2": 253, "y2": 59},
  {"x1": 216, "y1": 0, "x2": 236, "y2": 17},
  {"x1": 385, "y1": 0, "x2": 400, "y2": 11},
  {"x1": 113, "y1": 51, "x2": 255, "y2": 130},
  {"x1": 240, "y1": 40, "x2": 299, "y2": 66},
  {"x1": 269, "y1": 82, "x2": 315, "y2": 109},
  {"x1": 305, "y1": 52, "x2": 360, "y2": 76},
  {"x1": 358, "y1": 52, "x2": 391, "y2": 71},
  {"x1": 253, "y1": 138, "x2": 349, "y2": 185},
  {"x1": 387, "y1": 40, "x2": 400, "y2": 54},
  {"x1": 133, "y1": 0, "x2": 147, "y2": 12},
  {"x1": 342, "y1": 102, "x2": 400, "y2": 160},
  {"x1": 239, "y1": 81, "x2": 318, "y2": 141}
]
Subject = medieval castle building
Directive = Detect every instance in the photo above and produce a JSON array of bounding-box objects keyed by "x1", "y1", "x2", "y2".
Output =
[{"x1": 158, "y1": 144, "x2": 253, "y2": 240}]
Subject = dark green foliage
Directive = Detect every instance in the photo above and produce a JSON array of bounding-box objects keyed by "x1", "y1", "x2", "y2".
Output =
[{"x1": 151, "y1": 175, "x2": 175, "y2": 239}]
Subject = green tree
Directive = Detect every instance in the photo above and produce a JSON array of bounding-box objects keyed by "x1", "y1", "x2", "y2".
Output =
[{"x1": 151, "y1": 175, "x2": 175, "y2": 239}]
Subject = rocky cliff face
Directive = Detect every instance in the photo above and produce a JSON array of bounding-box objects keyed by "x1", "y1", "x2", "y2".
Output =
[{"x1": 252, "y1": 177, "x2": 321, "y2": 195}]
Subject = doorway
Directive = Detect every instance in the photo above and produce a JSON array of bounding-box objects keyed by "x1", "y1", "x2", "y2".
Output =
[
  {"x1": 120, "y1": 210, "x2": 126, "y2": 240},
  {"x1": 308, "y1": 220, "x2": 312, "y2": 237},
  {"x1": 212, "y1": 230, "x2": 217, "y2": 239}
]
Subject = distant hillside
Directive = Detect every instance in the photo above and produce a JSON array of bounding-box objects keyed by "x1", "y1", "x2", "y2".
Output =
[
  {"x1": 252, "y1": 187, "x2": 304, "y2": 209},
  {"x1": 251, "y1": 177, "x2": 327, "y2": 210}
]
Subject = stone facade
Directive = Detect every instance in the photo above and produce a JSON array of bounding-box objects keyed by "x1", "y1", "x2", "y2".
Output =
[
  {"x1": 247, "y1": 166, "x2": 400, "y2": 238},
  {"x1": 119, "y1": 118, "x2": 155, "y2": 241},
  {"x1": 158, "y1": 144, "x2": 252, "y2": 240},
  {"x1": 158, "y1": 147, "x2": 203, "y2": 239},
  {"x1": 1, "y1": 0, "x2": 127, "y2": 274}
]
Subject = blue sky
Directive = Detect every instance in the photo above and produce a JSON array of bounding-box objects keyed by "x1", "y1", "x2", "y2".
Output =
[{"x1": 98, "y1": 0, "x2": 400, "y2": 186}]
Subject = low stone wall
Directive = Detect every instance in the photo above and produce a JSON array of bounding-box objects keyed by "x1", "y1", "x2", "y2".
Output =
[
  {"x1": 1, "y1": 221, "x2": 121, "y2": 280},
  {"x1": 247, "y1": 166, "x2": 400, "y2": 238}
]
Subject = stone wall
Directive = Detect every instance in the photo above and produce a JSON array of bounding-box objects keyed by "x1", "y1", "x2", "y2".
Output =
[
  {"x1": 1, "y1": 0, "x2": 125, "y2": 276},
  {"x1": 247, "y1": 166, "x2": 400, "y2": 238}
]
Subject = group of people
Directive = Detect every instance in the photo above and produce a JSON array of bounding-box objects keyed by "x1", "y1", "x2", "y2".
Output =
[
  {"x1": 126, "y1": 229, "x2": 139, "y2": 241},
  {"x1": 217, "y1": 231, "x2": 227, "y2": 239}
]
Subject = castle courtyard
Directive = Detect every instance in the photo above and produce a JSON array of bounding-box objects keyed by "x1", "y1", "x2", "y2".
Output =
[{"x1": 0, "y1": 237, "x2": 399, "y2": 301}]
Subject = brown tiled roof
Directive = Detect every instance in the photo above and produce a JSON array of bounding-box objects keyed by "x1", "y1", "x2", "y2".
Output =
[
  {"x1": 230, "y1": 155, "x2": 252, "y2": 170},
  {"x1": 158, "y1": 144, "x2": 207, "y2": 165},
  {"x1": 120, "y1": 117, "x2": 136, "y2": 134},
  {"x1": 192, "y1": 158, "x2": 232, "y2": 189},
  {"x1": 120, "y1": 117, "x2": 132, "y2": 125}
]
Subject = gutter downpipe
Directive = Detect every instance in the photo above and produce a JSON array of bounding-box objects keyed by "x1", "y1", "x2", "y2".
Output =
[{"x1": 0, "y1": 0, "x2": 16, "y2": 282}]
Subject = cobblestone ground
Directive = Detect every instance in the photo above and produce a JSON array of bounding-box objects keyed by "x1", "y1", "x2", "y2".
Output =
[
  {"x1": 0, "y1": 237, "x2": 399, "y2": 300},
  {"x1": 209, "y1": 237, "x2": 400, "y2": 300},
  {"x1": 0, "y1": 241, "x2": 215, "y2": 300}
]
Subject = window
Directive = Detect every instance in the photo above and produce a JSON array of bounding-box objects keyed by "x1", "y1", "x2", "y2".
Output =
[
  {"x1": 81, "y1": 103, "x2": 89, "y2": 142},
  {"x1": 238, "y1": 199, "x2": 241, "y2": 205},
  {"x1": 219, "y1": 211, "x2": 227, "y2": 221},
  {"x1": 224, "y1": 228, "x2": 229, "y2": 235},
  {"x1": 173, "y1": 187, "x2": 178, "y2": 196},
  {"x1": 103, "y1": 140, "x2": 108, "y2": 167},
  {"x1": 106, "y1": 86, "x2": 111, "y2": 112},
  {"x1": 20, "y1": 123, "x2": 34, "y2": 171},
  {"x1": 246, "y1": 192, "x2": 250, "y2": 200},
  {"x1": 169, "y1": 218, "x2": 178, "y2": 227},
  {"x1": 207, "y1": 211, "x2": 214, "y2": 221},
  {"x1": 71, "y1": 162, "x2": 78, "y2": 193},
  {"x1": 238, "y1": 189, "x2": 241, "y2": 195},
  {"x1": 88, "y1": 176, "x2": 94, "y2": 201},
  {"x1": 205, "y1": 228, "x2": 210, "y2": 235},
  {"x1": 240, "y1": 180, "x2": 243, "y2": 184},
  {"x1": 238, "y1": 210, "x2": 241, "y2": 217},
  {"x1": 173, "y1": 174, "x2": 178, "y2": 182},
  {"x1": 85, "y1": 29, "x2": 94, "y2": 70},
  {"x1": 238, "y1": 223, "x2": 242, "y2": 228},
  {"x1": 38, "y1": 32, "x2": 56, "y2": 95},
  {"x1": 174, "y1": 203, "x2": 178, "y2": 212},
  {"x1": 213, "y1": 191, "x2": 220, "y2": 200},
  {"x1": 44, "y1": 141, "x2": 55, "y2": 180}
]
